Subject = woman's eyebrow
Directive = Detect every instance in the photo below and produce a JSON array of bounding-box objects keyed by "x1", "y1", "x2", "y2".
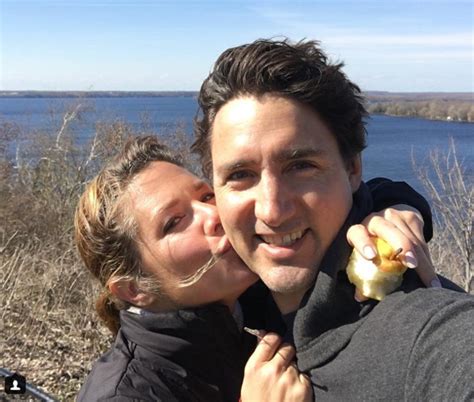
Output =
[
  {"x1": 193, "y1": 180, "x2": 208, "y2": 191},
  {"x1": 151, "y1": 199, "x2": 180, "y2": 224},
  {"x1": 151, "y1": 181, "x2": 209, "y2": 223}
]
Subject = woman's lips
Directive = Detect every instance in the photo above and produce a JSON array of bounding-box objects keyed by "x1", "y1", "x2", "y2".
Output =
[{"x1": 215, "y1": 236, "x2": 233, "y2": 257}]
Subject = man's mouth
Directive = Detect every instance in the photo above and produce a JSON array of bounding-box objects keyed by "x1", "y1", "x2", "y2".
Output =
[{"x1": 258, "y1": 229, "x2": 306, "y2": 247}]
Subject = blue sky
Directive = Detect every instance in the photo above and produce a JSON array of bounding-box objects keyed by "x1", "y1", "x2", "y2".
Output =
[{"x1": 1, "y1": 0, "x2": 472, "y2": 92}]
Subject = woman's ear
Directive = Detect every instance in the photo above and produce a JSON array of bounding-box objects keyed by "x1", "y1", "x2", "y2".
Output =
[{"x1": 109, "y1": 280, "x2": 156, "y2": 308}]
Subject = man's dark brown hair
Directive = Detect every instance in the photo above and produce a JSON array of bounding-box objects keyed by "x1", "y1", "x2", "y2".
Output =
[{"x1": 192, "y1": 38, "x2": 368, "y2": 178}]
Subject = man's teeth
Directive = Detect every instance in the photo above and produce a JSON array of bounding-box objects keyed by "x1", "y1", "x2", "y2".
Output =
[{"x1": 260, "y1": 230, "x2": 305, "y2": 246}]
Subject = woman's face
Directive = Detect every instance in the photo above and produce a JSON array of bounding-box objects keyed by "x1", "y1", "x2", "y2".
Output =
[{"x1": 127, "y1": 161, "x2": 258, "y2": 310}]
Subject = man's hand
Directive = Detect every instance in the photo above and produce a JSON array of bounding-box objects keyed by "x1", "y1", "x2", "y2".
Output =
[
  {"x1": 347, "y1": 204, "x2": 441, "y2": 301},
  {"x1": 241, "y1": 332, "x2": 312, "y2": 402}
]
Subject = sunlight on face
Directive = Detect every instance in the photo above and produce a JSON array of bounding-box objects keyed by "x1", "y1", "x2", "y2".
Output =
[
  {"x1": 211, "y1": 95, "x2": 361, "y2": 311},
  {"x1": 127, "y1": 161, "x2": 257, "y2": 310}
]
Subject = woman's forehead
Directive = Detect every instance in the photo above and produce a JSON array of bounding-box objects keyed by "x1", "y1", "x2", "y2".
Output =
[
  {"x1": 129, "y1": 162, "x2": 211, "y2": 213},
  {"x1": 133, "y1": 161, "x2": 202, "y2": 190}
]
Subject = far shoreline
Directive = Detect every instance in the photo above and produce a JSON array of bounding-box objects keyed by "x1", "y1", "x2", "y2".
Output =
[
  {"x1": 369, "y1": 113, "x2": 474, "y2": 124},
  {"x1": 1, "y1": 90, "x2": 473, "y2": 123}
]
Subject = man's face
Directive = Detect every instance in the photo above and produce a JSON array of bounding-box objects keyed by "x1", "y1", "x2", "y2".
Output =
[{"x1": 211, "y1": 95, "x2": 361, "y2": 311}]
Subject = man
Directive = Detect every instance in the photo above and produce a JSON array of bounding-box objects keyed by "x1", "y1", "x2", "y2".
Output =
[{"x1": 192, "y1": 39, "x2": 473, "y2": 400}]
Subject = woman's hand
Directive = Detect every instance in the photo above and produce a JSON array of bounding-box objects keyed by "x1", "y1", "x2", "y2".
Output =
[
  {"x1": 347, "y1": 204, "x2": 441, "y2": 301},
  {"x1": 241, "y1": 332, "x2": 312, "y2": 402}
]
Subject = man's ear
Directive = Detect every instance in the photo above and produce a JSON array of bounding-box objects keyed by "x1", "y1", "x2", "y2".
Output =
[
  {"x1": 347, "y1": 154, "x2": 362, "y2": 193},
  {"x1": 109, "y1": 280, "x2": 156, "y2": 308}
]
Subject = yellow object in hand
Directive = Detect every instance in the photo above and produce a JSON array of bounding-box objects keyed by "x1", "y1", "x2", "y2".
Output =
[{"x1": 346, "y1": 237, "x2": 407, "y2": 301}]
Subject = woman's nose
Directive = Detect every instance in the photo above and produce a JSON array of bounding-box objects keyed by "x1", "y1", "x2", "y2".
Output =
[{"x1": 196, "y1": 202, "x2": 223, "y2": 236}]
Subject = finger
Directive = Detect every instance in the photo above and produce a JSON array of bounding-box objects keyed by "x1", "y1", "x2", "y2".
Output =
[
  {"x1": 298, "y1": 373, "x2": 314, "y2": 402},
  {"x1": 379, "y1": 217, "x2": 438, "y2": 285},
  {"x1": 347, "y1": 224, "x2": 377, "y2": 259},
  {"x1": 354, "y1": 287, "x2": 369, "y2": 302},
  {"x1": 365, "y1": 216, "x2": 419, "y2": 268},
  {"x1": 412, "y1": 243, "x2": 442, "y2": 288},
  {"x1": 381, "y1": 216, "x2": 431, "y2": 270},
  {"x1": 273, "y1": 343, "x2": 296, "y2": 369},
  {"x1": 392, "y1": 216, "x2": 431, "y2": 265},
  {"x1": 377, "y1": 207, "x2": 428, "y2": 267},
  {"x1": 281, "y1": 368, "x2": 313, "y2": 402},
  {"x1": 380, "y1": 218, "x2": 420, "y2": 268},
  {"x1": 247, "y1": 332, "x2": 283, "y2": 364},
  {"x1": 388, "y1": 205, "x2": 425, "y2": 241},
  {"x1": 299, "y1": 372, "x2": 311, "y2": 386}
]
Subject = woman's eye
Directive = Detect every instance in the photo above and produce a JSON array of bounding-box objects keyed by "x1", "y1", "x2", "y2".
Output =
[
  {"x1": 163, "y1": 216, "x2": 182, "y2": 234},
  {"x1": 201, "y1": 192, "x2": 215, "y2": 203}
]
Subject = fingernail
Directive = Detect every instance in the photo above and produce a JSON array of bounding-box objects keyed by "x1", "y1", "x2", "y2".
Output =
[
  {"x1": 405, "y1": 251, "x2": 418, "y2": 268},
  {"x1": 430, "y1": 278, "x2": 442, "y2": 288},
  {"x1": 363, "y1": 246, "x2": 377, "y2": 259}
]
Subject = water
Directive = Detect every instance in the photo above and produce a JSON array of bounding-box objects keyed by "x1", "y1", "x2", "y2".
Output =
[
  {"x1": 363, "y1": 114, "x2": 473, "y2": 193},
  {"x1": 1, "y1": 96, "x2": 472, "y2": 196},
  {"x1": 0, "y1": 96, "x2": 197, "y2": 142}
]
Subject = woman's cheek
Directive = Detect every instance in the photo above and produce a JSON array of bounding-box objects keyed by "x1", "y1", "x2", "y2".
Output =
[{"x1": 171, "y1": 235, "x2": 211, "y2": 277}]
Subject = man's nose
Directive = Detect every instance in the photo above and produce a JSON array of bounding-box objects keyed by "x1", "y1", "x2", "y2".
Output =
[
  {"x1": 254, "y1": 175, "x2": 295, "y2": 227},
  {"x1": 196, "y1": 202, "x2": 223, "y2": 236}
]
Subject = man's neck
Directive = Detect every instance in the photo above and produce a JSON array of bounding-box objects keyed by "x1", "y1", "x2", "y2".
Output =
[{"x1": 272, "y1": 291, "x2": 305, "y2": 315}]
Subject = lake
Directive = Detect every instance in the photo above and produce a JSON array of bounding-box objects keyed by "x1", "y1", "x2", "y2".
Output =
[{"x1": 0, "y1": 96, "x2": 472, "y2": 197}]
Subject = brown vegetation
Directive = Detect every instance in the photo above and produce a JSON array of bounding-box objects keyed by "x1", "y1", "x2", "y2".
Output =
[
  {"x1": 414, "y1": 139, "x2": 474, "y2": 292},
  {"x1": 367, "y1": 100, "x2": 474, "y2": 122},
  {"x1": 367, "y1": 99, "x2": 474, "y2": 122},
  {"x1": 0, "y1": 105, "x2": 195, "y2": 399},
  {"x1": 0, "y1": 107, "x2": 471, "y2": 399}
]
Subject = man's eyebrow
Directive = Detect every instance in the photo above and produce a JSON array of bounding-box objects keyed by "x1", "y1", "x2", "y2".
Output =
[
  {"x1": 216, "y1": 148, "x2": 325, "y2": 174},
  {"x1": 275, "y1": 147, "x2": 325, "y2": 162},
  {"x1": 216, "y1": 160, "x2": 255, "y2": 174}
]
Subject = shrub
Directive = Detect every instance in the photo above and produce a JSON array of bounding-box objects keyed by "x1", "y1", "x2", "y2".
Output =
[
  {"x1": 0, "y1": 103, "x2": 196, "y2": 399},
  {"x1": 414, "y1": 139, "x2": 473, "y2": 293}
]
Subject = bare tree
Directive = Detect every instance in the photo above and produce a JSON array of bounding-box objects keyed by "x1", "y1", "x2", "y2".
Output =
[{"x1": 414, "y1": 139, "x2": 473, "y2": 292}]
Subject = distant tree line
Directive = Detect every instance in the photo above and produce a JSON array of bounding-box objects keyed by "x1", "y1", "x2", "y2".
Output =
[
  {"x1": 367, "y1": 100, "x2": 474, "y2": 122},
  {"x1": 0, "y1": 90, "x2": 197, "y2": 98}
]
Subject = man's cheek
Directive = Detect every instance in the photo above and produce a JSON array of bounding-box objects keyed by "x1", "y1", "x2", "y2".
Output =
[{"x1": 217, "y1": 192, "x2": 245, "y2": 221}]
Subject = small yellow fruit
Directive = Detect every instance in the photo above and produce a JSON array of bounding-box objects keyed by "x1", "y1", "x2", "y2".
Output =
[{"x1": 346, "y1": 238, "x2": 407, "y2": 301}]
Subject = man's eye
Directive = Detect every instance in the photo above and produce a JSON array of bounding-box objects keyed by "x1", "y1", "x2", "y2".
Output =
[
  {"x1": 163, "y1": 216, "x2": 182, "y2": 234},
  {"x1": 227, "y1": 171, "x2": 251, "y2": 181},
  {"x1": 288, "y1": 161, "x2": 315, "y2": 171},
  {"x1": 201, "y1": 192, "x2": 215, "y2": 203}
]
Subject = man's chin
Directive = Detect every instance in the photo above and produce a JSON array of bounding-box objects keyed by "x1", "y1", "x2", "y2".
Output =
[{"x1": 257, "y1": 265, "x2": 316, "y2": 294}]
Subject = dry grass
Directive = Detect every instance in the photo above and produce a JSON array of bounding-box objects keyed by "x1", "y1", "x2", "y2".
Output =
[
  {"x1": 0, "y1": 105, "x2": 198, "y2": 399},
  {"x1": 0, "y1": 108, "x2": 471, "y2": 399}
]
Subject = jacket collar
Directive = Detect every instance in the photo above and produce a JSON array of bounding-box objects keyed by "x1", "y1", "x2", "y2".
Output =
[{"x1": 119, "y1": 303, "x2": 245, "y2": 374}]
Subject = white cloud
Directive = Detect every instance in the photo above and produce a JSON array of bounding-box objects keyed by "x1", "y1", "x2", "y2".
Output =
[{"x1": 251, "y1": 5, "x2": 473, "y2": 49}]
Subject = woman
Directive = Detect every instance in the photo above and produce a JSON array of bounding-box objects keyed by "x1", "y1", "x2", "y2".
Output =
[{"x1": 76, "y1": 136, "x2": 436, "y2": 401}]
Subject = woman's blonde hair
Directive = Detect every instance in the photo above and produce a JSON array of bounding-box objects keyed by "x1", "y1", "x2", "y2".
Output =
[{"x1": 74, "y1": 136, "x2": 183, "y2": 335}]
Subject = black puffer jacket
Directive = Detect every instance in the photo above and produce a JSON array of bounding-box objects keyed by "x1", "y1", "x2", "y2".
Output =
[{"x1": 78, "y1": 304, "x2": 247, "y2": 402}]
